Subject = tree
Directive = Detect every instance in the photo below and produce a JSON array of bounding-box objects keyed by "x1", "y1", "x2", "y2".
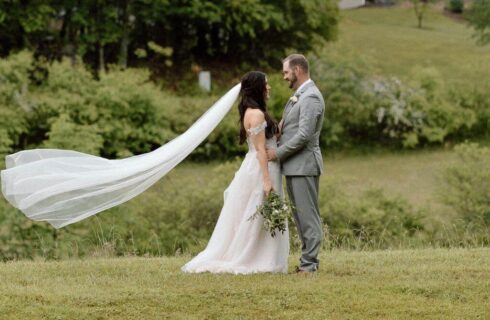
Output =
[
  {"x1": 466, "y1": 0, "x2": 490, "y2": 46},
  {"x1": 410, "y1": 0, "x2": 434, "y2": 29}
]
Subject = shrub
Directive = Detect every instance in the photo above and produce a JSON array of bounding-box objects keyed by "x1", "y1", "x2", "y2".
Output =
[
  {"x1": 0, "y1": 53, "x2": 185, "y2": 159},
  {"x1": 42, "y1": 114, "x2": 104, "y2": 155},
  {"x1": 310, "y1": 52, "x2": 476, "y2": 149},
  {"x1": 0, "y1": 51, "x2": 31, "y2": 153},
  {"x1": 440, "y1": 143, "x2": 490, "y2": 228},
  {"x1": 319, "y1": 181, "x2": 426, "y2": 249},
  {"x1": 372, "y1": 70, "x2": 475, "y2": 148},
  {"x1": 450, "y1": 87, "x2": 490, "y2": 138},
  {"x1": 447, "y1": 0, "x2": 464, "y2": 13}
]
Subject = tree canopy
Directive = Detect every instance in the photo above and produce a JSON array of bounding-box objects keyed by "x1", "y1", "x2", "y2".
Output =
[{"x1": 0, "y1": 0, "x2": 339, "y2": 72}]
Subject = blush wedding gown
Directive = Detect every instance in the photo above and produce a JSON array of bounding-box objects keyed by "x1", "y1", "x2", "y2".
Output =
[{"x1": 181, "y1": 121, "x2": 290, "y2": 274}]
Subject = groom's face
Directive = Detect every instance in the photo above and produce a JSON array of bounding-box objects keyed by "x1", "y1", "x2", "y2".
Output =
[{"x1": 282, "y1": 61, "x2": 298, "y2": 90}]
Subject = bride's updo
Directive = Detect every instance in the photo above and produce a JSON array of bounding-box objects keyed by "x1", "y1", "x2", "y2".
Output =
[{"x1": 238, "y1": 71, "x2": 278, "y2": 145}]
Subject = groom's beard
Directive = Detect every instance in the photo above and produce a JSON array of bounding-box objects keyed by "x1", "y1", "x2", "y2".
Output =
[{"x1": 288, "y1": 73, "x2": 298, "y2": 89}]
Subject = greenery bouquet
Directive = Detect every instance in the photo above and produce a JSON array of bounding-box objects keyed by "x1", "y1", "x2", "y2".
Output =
[{"x1": 248, "y1": 191, "x2": 294, "y2": 237}]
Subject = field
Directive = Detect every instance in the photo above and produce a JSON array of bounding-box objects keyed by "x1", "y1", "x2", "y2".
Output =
[{"x1": 0, "y1": 249, "x2": 488, "y2": 319}]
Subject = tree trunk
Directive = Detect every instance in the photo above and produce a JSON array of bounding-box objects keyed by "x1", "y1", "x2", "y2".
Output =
[
  {"x1": 98, "y1": 44, "x2": 105, "y2": 73},
  {"x1": 118, "y1": 0, "x2": 130, "y2": 69}
]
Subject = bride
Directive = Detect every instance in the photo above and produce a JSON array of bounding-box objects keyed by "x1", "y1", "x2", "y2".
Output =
[{"x1": 181, "y1": 71, "x2": 289, "y2": 274}]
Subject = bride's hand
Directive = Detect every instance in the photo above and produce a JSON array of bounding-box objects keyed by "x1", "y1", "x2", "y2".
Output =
[{"x1": 263, "y1": 179, "x2": 273, "y2": 196}]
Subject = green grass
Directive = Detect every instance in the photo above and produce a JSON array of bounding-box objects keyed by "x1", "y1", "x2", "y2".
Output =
[
  {"x1": 325, "y1": 5, "x2": 490, "y2": 88},
  {"x1": 323, "y1": 148, "x2": 457, "y2": 211},
  {"x1": 174, "y1": 147, "x2": 456, "y2": 214},
  {"x1": 0, "y1": 248, "x2": 488, "y2": 319}
]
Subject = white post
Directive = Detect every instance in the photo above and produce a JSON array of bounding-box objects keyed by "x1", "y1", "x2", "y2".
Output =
[{"x1": 198, "y1": 71, "x2": 211, "y2": 92}]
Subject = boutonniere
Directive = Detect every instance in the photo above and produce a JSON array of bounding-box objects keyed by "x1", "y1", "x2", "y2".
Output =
[{"x1": 289, "y1": 95, "x2": 299, "y2": 104}]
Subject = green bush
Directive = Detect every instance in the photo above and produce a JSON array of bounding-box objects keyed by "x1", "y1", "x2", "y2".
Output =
[
  {"x1": 43, "y1": 114, "x2": 104, "y2": 154},
  {"x1": 310, "y1": 53, "x2": 476, "y2": 149},
  {"x1": 0, "y1": 52, "x2": 195, "y2": 158},
  {"x1": 320, "y1": 181, "x2": 426, "y2": 249},
  {"x1": 450, "y1": 87, "x2": 490, "y2": 138},
  {"x1": 0, "y1": 51, "x2": 30, "y2": 153},
  {"x1": 440, "y1": 143, "x2": 490, "y2": 229},
  {"x1": 447, "y1": 0, "x2": 464, "y2": 13}
]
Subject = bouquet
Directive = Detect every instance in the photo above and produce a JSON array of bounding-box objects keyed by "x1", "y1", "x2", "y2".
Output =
[{"x1": 248, "y1": 191, "x2": 294, "y2": 237}]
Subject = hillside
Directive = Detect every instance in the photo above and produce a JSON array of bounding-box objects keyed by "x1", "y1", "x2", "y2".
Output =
[{"x1": 327, "y1": 5, "x2": 490, "y2": 88}]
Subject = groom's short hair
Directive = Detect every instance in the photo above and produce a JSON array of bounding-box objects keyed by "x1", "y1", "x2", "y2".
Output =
[{"x1": 283, "y1": 54, "x2": 309, "y2": 74}]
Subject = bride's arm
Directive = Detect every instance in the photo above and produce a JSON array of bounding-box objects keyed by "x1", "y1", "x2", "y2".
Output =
[
  {"x1": 245, "y1": 110, "x2": 272, "y2": 195},
  {"x1": 276, "y1": 119, "x2": 284, "y2": 137}
]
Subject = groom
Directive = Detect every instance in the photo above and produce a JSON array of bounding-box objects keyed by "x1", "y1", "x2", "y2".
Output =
[{"x1": 267, "y1": 54, "x2": 325, "y2": 273}]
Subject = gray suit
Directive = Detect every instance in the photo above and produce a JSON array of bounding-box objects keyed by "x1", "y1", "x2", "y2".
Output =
[{"x1": 276, "y1": 80, "x2": 324, "y2": 272}]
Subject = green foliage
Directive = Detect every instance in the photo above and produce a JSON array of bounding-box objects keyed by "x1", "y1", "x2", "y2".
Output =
[
  {"x1": 466, "y1": 0, "x2": 490, "y2": 46},
  {"x1": 92, "y1": 68, "x2": 175, "y2": 157},
  {"x1": 267, "y1": 73, "x2": 293, "y2": 121},
  {"x1": 311, "y1": 52, "x2": 476, "y2": 149},
  {"x1": 440, "y1": 143, "x2": 490, "y2": 231},
  {"x1": 0, "y1": 51, "x2": 31, "y2": 153},
  {"x1": 43, "y1": 114, "x2": 104, "y2": 154},
  {"x1": 320, "y1": 181, "x2": 426, "y2": 249},
  {"x1": 0, "y1": 196, "x2": 68, "y2": 261},
  {"x1": 374, "y1": 68, "x2": 475, "y2": 147},
  {"x1": 446, "y1": 0, "x2": 464, "y2": 13},
  {"x1": 0, "y1": 52, "x2": 183, "y2": 158},
  {"x1": 0, "y1": 0, "x2": 339, "y2": 72},
  {"x1": 249, "y1": 191, "x2": 293, "y2": 238},
  {"x1": 450, "y1": 87, "x2": 490, "y2": 137}
]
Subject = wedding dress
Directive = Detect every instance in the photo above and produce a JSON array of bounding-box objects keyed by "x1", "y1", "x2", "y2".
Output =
[{"x1": 181, "y1": 121, "x2": 290, "y2": 274}]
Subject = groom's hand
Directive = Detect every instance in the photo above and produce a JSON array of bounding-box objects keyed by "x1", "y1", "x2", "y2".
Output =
[{"x1": 266, "y1": 148, "x2": 277, "y2": 161}]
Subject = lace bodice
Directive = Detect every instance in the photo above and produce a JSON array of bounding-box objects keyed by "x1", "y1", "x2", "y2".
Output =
[{"x1": 246, "y1": 121, "x2": 277, "y2": 153}]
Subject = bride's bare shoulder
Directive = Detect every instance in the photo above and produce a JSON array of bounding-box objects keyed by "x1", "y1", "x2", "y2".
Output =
[{"x1": 244, "y1": 108, "x2": 265, "y2": 127}]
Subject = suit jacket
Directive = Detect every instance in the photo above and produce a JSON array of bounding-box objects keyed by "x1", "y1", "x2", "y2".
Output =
[{"x1": 276, "y1": 80, "x2": 325, "y2": 176}]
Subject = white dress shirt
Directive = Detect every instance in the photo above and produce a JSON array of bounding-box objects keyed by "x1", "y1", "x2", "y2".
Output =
[{"x1": 294, "y1": 79, "x2": 312, "y2": 95}]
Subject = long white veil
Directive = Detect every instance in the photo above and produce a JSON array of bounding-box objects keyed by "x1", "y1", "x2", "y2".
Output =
[{"x1": 1, "y1": 83, "x2": 241, "y2": 229}]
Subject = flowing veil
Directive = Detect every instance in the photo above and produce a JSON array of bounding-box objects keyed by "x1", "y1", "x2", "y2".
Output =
[{"x1": 1, "y1": 83, "x2": 241, "y2": 229}]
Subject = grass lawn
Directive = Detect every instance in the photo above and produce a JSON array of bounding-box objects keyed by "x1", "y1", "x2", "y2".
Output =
[
  {"x1": 324, "y1": 4, "x2": 490, "y2": 88},
  {"x1": 0, "y1": 248, "x2": 488, "y2": 319},
  {"x1": 172, "y1": 146, "x2": 458, "y2": 216},
  {"x1": 323, "y1": 148, "x2": 457, "y2": 211}
]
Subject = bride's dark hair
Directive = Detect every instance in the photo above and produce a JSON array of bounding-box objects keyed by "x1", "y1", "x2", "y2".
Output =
[{"x1": 238, "y1": 71, "x2": 278, "y2": 145}]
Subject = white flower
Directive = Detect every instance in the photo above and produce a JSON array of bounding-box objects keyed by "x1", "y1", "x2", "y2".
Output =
[{"x1": 290, "y1": 95, "x2": 298, "y2": 103}]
